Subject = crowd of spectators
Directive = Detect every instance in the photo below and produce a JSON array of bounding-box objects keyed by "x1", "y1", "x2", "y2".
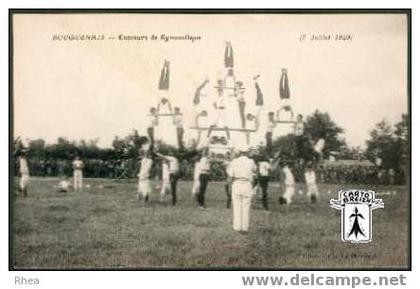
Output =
[{"x1": 15, "y1": 157, "x2": 406, "y2": 185}]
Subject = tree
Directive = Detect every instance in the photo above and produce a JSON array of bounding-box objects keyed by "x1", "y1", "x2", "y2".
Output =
[
  {"x1": 395, "y1": 114, "x2": 410, "y2": 180},
  {"x1": 304, "y1": 110, "x2": 346, "y2": 157},
  {"x1": 268, "y1": 110, "x2": 346, "y2": 162},
  {"x1": 49, "y1": 137, "x2": 78, "y2": 159},
  {"x1": 112, "y1": 131, "x2": 149, "y2": 160},
  {"x1": 272, "y1": 134, "x2": 304, "y2": 160},
  {"x1": 28, "y1": 139, "x2": 46, "y2": 159},
  {"x1": 112, "y1": 136, "x2": 126, "y2": 157},
  {"x1": 338, "y1": 145, "x2": 365, "y2": 160},
  {"x1": 365, "y1": 118, "x2": 403, "y2": 170},
  {"x1": 394, "y1": 114, "x2": 409, "y2": 182},
  {"x1": 394, "y1": 114, "x2": 409, "y2": 163}
]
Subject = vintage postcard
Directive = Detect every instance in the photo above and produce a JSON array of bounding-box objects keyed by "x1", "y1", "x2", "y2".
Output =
[{"x1": 10, "y1": 10, "x2": 410, "y2": 270}]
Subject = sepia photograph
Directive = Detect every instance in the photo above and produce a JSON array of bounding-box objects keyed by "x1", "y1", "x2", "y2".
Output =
[{"x1": 10, "y1": 10, "x2": 410, "y2": 269}]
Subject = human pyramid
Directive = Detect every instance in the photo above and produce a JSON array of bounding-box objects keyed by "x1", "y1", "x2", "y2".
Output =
[{"x1": 133, "y1": 42, "x2": 325, "y2": 233}]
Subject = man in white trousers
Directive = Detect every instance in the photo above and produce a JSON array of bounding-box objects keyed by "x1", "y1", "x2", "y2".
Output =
[
  {"x1": 279, "y1": 161, "x2": 296, "y2": 209},
  {"x1": 17, "y1": 150, "x2": 30, "y2": 197},
  {"x1": 304, "y1": 162, "x2": 319, "y2": 203},
  {"x1": 160, "y1": 159, "x2": 171, "y2": 202},
  {"x1": 191, "y1": 155, "x2": 201, "y2": 198},
  {"x1": 137, "y1": 150, "x2": 154, "y2": 204},
  {"x1": 227, "y1": 145, "x2": 257, "y2": 233},
  {"x1": 72, "y1": 155, "x2": 84, "y2": 192}
]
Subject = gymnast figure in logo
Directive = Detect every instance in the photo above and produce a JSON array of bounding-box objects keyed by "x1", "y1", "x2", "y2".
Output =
[{"x1": 348, "y1": 207, "x2": 366, "y2": 239}]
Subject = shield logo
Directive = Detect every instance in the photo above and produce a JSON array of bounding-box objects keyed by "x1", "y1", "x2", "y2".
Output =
[{"x1": 330, "y1": 190, "x2": 384, "y2": 243}]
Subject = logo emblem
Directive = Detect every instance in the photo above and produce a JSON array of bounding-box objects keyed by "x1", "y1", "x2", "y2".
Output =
[{"x1": 330, "y1": 190, "x2": 384, "y2": 243}]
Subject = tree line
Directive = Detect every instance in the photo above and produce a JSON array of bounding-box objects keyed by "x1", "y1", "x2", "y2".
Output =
[{"x1": 13, "y1": 111, "x2": 409, "y2": 183}]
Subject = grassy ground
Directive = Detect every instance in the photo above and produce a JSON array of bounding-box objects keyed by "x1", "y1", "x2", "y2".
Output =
[{"x1": 11, "y1": 177, "x2": 409, "y2": 269}]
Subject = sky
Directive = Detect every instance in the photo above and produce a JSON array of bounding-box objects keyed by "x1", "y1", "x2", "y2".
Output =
[{"x1": 13, "y1": 13, "x2": 408, "y2": 148}]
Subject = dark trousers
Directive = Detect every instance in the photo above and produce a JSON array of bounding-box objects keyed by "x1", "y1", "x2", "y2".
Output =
[
  {"x1": 266, "y1": 132, "x2": 273, "y2": 154},
  {"x1": 279, "y1": 72, "x2": 290, "y2": 99},
  {"x1": 225, "y1": 183, "x2": 231, "y2": 208},
  {"x1": 159, "y1": 64, "x2": 170, "y2": 90},
  {"x1": 147, "y1": 127, "x2": 155, "y2": 148},
  {"x1": 193, "y1": 79, "x2": 208, "y2": 105},
  {"x1": 259, "y1": 176, "x2": 270, "y2": 210},
  {"x1": 176, "y1": 127, "x2": 184, "y2": 150},
  {"x1": 197, "y1": 174, "x2": 209, "y2": 207},
  {"x1": 224, "y1": 44, "x2": 234, "y2": 68},
  {"x1": 255, "y1": 82, "x2": 264, "y2": 106},
  {"x1": 238, "y1": 100, "x2": 246, "y2": 128},
  {"x1": 169, "y1": 173, "x2": 179, "y2": 205},
  {"x1": 295, "y1": 135, "x2": 305, "y2": 157}
]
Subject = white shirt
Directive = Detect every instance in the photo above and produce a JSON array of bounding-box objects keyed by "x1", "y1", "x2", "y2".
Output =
[
  {"x1": 215, "y1": 97, "x2": 226, "y2": 109},
  {"x1": 225, "y1": 76, "x2": 235, "y2": 89},
  {"x1": 224, "y1": 161, "x2": 232, "y2": 177},
  {"x1": 198, "y1": 156, "x2": 210, "y2": 174},
  {"x1": 266, "y1": 120, "x2": 276, "y2": 133},
  {"x1": 166, "y1": 156, "x2": 179, "y2": 173},
  {"x1": 73, "y1": 160, "x2": 84, "y2": 170},
  {"x1": 304, "y1": 170, "x2": 316, "y2": 185},
  {"x1": 245, "y1": 116, "x2": 257, "y2": 131},
  {"x1": 19, "y1": 157, "x2": 29, "y2": 175},
  {"x1": 228, "y1": 156, "x2": 257, "y2": 181},
  {"x1": 237, "y1": 90, "x2": 245, "y2": 101},
  {"x1": 147, "y1": 115, "x2": 158, "y2": 128},
  {"x1": 138, "y1": 157, "x2": 153, "y2": 180},
  {"x1": 173, "y1": 114, "x2": 183, "y2": 128},
  {"x1": 259, "y1": 161, "x2": 271, "y2": 176},
  {"x1": 295, "y1": 122, "x2": 304, "y2": 136},
  {"x1": 283, "y1": 166, "x2": 295, "y2": 186},
  {"x1": 162, "y1": 162, "x2": 170, "y2": 181}
]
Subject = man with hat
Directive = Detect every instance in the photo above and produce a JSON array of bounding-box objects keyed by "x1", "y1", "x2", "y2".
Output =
[
  {"x1": 17, "y1": 149, "x2": 30, "y2": 197},
  {"x1": 72, "y1": 155, "x2": 84, "y2": 192},
  {"x1": 227, "y1": 144, "x2": 257, "y2": 233}
]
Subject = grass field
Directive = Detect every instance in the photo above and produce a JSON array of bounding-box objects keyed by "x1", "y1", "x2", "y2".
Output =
[{"x1": 11, "y1": 177, "x2": 409, "y2": 269}]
